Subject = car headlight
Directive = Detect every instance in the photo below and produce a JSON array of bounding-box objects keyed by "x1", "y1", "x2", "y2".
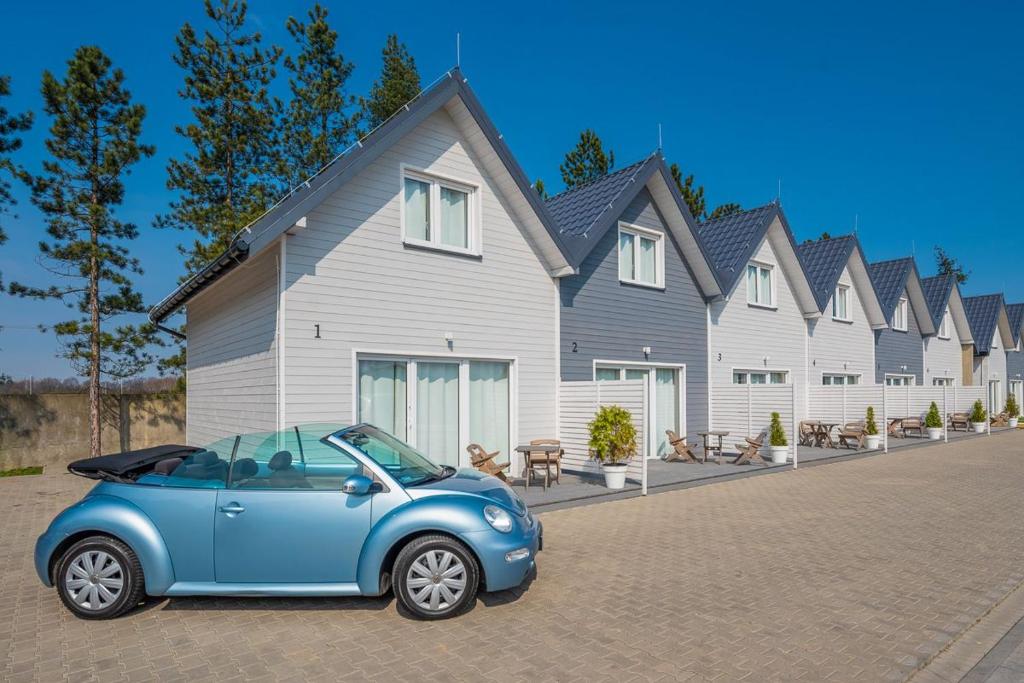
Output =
[{"x1": 483, "y1": 505, "x2": 513, "y2": 533}]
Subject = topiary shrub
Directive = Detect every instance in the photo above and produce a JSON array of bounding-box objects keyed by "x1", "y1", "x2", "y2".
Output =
[
  {"x1": 769, "y1": 412, "x2": 787, "y2": 447},
  {"x1": 865, "y1": 406, "x2": 878, "y2": 435},
  {"x1": 588, "y1": 405, "x2": 638, "y2": 465},
  {"x1": 970, "y1": 399, "x2": 987, "y2": 424},
  {"x1": 925, "y1": 402, "x2": 942, "y2": 428},
  {"x1": 1006, "y1": 393, "x2": 1020, "y2": 419}
]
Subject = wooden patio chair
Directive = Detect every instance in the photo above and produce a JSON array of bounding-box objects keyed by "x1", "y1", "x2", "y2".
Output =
[
  {"x1": 991, "y1": 411, "x2": 1009, "y2": 427},
  {"x1": 664, "y1": 430, "x2": 700, "y2": 463},
  {"x1": 733, "y1": 430, "x2": 768, "y2": 466},
  {"x1": 947, "y1": 412, "x2": 969, "y2": 431},
  {"x1": 887, "y1": 418, "x2": 904, "y2": 438},
  {"x1": 901, "y1": 417, "x2": 924, "y2": 438},
  {"x1": 526, "y1": 439, "x2": 562, "y2": 487},
  {"x1": 837, "y1": 422, "x2": 866, "y2": 450},
  {"x1": 798, "y1": 421, "x2": 817, "y2": 447},
  {"x1": 466, "y1": 443, "x2": 510, "y2": 482}
]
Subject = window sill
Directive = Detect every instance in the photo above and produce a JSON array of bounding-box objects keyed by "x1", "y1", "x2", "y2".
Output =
[
  {"x1": 747, "y1": 302, "x2": 777, "y2": 310},
  {"x1": 619, "y1": 278, "x2": 665, "y2": 291},
  {"x1": 937, "y1": 335, "x2": 950, "y2": 340},
  {"x1": 891, "y1": 328, "x2": 908, "y2": 333},
  {"x1": 832, "y1": 317, "x2": 854, "y2": 324},
  {"x1": 402, "y1": 239, "x2": 482, "y2": 259}
]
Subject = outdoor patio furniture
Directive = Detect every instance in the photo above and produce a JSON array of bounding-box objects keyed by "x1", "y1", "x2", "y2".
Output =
[
  {"x1": 798, "y1": 421, "x2": 817, "y2": 447},
  {"x1": 991, "y1": 411, "x2": 1009, "y2": 427},
  {"x1": 514, "y1": 442, "x2": 562, "y2": 490},
  {"x1": 697, "y1": 430, "x2": 730, "y2": 464},
  {"x1": 664, "y1": 430, "x2": 700, "y2": 463},
  {"x1": 901, "y1": 417, "x2": 924, "y2": 438},
  {"x1": 733, "y1": 430, "x2": 768, "y2": 466},
  {"x1": 948, "y1": 413, "x2": 969, "y2": 431},
  {"x1": 807, "y1": 421, "x2": 839, "y2": 448},
  {"x1": 888, "y1": 417, "x2": 904, "y2": 438},
  {"x1": 837, "y1": 422, "x2": 866, "y2": 449},
  {"x1": 466, "y1": 444, "x2": 510, "y2": 482}
]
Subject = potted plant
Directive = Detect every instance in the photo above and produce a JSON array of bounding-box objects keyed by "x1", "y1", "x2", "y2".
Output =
[
  {"x1": 768, "y1": 412, "x2": 788, "y2": 464},
  {"x1": 925, "y1": 402, "x2": 943, "y2": 440},
  {"x1": 1006, "y1": 393, "x2": 1020, "y2": 429},
  {"x1": 865, "y1": 406, "x2": 880, "y2": 449},
  {"x1": 970, "y1": 399, "x2": 987, "y2": 433},
  {"x1": 588, "y1": 405, "x2": 638, "y2": 489}
]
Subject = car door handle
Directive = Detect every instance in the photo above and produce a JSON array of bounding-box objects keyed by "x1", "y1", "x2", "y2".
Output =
[{"x1": 219, "y1": 504, "x2": 245, "y2": 514}]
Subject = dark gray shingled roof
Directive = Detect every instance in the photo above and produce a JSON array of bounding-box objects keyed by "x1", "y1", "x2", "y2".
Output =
[
  {"x1": 920, "y1": 274, "x2": 956, "y2": 329},
  {"x1": 546, "y1": 156, "x2": 654, "y2": 239},
  {"x1": 697, "y1": 202, "x2": 786, "y2": 295},
  {"x1": 795, "y1": 234, "x2": 872, "y2": 313},
  {"x1": 1006, "y1": 303, "x2": 1024, "y2": 346},
  {"x1": 963, "y1": 293, "x2": 1006, "y2": 355},
  {"x1": 868, "y1": 257, "x2": 913, "y2": 320}
]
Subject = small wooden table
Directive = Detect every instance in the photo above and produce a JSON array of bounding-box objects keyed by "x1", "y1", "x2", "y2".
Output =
[
  {"x1": 809, "y1": 422, "x2": 839, "y2": 448},
  {"x1": 697, "y1": 430, "x2": 730, "y2": 464},
  {"x1": 515, "y1": 443, "x2": 561, "y2": 490}
]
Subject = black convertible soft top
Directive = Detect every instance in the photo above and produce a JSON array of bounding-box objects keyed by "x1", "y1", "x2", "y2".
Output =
[{"x1": 68, "y1": 444, "x2": 201, "y2": 481}]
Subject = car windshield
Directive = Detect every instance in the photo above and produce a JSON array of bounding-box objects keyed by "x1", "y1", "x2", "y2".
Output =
[{"x1": 335, "y1": 424, "x2": 446, "y2": 487}]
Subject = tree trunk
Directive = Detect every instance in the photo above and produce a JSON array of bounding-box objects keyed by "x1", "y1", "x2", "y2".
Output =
[{"x1": 89, "y1": 117, "x2": 101, "y2": 457}]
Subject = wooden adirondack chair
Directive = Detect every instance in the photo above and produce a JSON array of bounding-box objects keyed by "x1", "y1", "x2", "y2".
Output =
[
  {"x1": 664, "y1": 430, "x2": 700, "y2": 463},
  {"x1": 798, "y1": 421, "x2": 817, "y2": 447},
  {"x1": 991, "y1": 411, "x2": 1010, "y2": 427},
  {"x1": 466, "y1": 444, "x2": 510, "y2": 481},
  {"x1": 734, "y1": 430, "x2": 768, "y2": 466},
  {"x1": 901, "y1": 417, "x2": 924, "y2": 438},
  {"x1": 837, "y1": 422, "x2": 865, "y2": 449}
]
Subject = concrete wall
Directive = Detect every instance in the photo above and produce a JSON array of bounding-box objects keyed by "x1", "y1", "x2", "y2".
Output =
[{"x1": 0, "y1": 392, "x2": 186, "y2": 470}]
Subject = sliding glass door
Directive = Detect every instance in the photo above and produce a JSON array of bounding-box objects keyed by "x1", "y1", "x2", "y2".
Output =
[
  {"x1": 358, "y1": 356, "x2": 511, "y2": 468},
  {"x1": 595, "y1": 364, "x2": 683, "y2": 459}
]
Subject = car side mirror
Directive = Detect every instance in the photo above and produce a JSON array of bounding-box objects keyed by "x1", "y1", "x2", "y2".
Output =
[{"x1": 342, "y1": 474, "x2": 375, "y2": 495}]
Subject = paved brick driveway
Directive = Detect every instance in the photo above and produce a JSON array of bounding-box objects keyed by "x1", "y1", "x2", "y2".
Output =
[{"x1": 4, "y1": 433, "x2": 1024, "y2": 682}]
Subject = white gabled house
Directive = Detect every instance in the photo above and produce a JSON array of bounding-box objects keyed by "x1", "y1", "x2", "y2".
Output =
[
  {"x1": 962, "y1": 293, "x2": 1015, "y2": 412},
  {"x1": 150, "y1": 69, "x2": 578, "y2": 471},
  {"x1": 920, "y1": 274, "x2": 974, "y2": 386}
]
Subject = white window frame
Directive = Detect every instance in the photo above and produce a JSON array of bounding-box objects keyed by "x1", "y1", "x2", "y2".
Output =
[
  {"x1": 892, "y1": 297, "x2": 908, "y2": 332},
  {"x1": 617, "y1": 223, "x2": 665, "y2": 289},
  {"x1": 400, "y1": 165, "x2": 481, "y2": 256},
  {"x1": 592, "y1": 361, "x2": 687, "y2": 460},
  {"x1": 938, "y1": 307, "x2": 951, "y2": 339},
  {"x1": 832, "y1": 284, "x2": 852, "y2": 322},
  {"x1": 822, "y1": 373, "x2": 860, "y2": 386},
  {"x1": 884, "y1": 374, "x2": 916, "y2": 387},
  {"x1": 932, "y1": 376, "x2": 956, "y2": 387},
  {"x1": 745, "y1": 260, "x2": 776, "y2": 309},
  {"x1": 732, "y1": 368, "x2": 789, "y2": 385}
]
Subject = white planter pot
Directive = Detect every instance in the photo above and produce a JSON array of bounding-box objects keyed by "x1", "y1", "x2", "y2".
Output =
[
  {"x1": 1010, "y1": 418, "x2": 1019, "y2": 429},
  {"x1": 769, "y1": 446, "x2": 788, "y2": 464},
  {"x1": 972, "y1": 422, "x2": 986, "y2": 434},
  {"x1": 601, "y1": 463, "x2": 628, "y2": 489},
  {"x1": 865, "y1": 434, "x2": 881, "y2": 450},
  {"x1": 926, "y1": 427, "x2": 942, "y2": 440}
]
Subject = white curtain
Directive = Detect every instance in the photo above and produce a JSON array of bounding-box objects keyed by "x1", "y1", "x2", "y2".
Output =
[
  {"x1": 639, "y1": 236, "x2": 656, "y2": 283},
  {"x1": 654, "y1": 369, "x2": 679, "y2": 458},
  {"x1": 619, "y1": 232, "x2": 634, "y2": 280},
  {"x1": 416, "y1": 363, "x2": 460, "y2": 466},
  {"x1": 358, "y1": 360, "x2": 407, "y2": 439},
  {"x1": 469, "y1": 362, "x2": 510, "y2": 458},
  {"x1": 404, "y1": 178, "x2": 430, "y2": 241},
  {"x1": 759, "y1": 267, "x2": 771, "y2": 305},
  {"x1": 440, "y1": 187, "x2": 468, "y2": 248}
]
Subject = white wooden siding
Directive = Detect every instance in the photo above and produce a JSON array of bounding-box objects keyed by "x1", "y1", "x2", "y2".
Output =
[
  {"x1": 973, "y1": 329, "x2": 1008, "y2": 408},
  {"x1": 708, "y1": 233, "x2": 808, "y2": 427},
  {"x1": 281, "y1": 107, "x2": 558, "y2": 444},
  {"x1": 185, "y1": 249, "x2": 279, "y2": 445},
  {"x1": 923, "y1": 307, "x2": 964, "y2": 385},
  {"x1": 712, "y1": 385, "x2": 795, "y2": 459},
  {"x1": 558, "y1": 380, "x2": 646, "y2": 479},
  {"x1": 806, "y1": 265, "x2": 875, "y2": 385}
]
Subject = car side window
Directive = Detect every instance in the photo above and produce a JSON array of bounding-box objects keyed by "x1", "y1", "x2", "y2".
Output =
[
  {"x1": 227, "y1": 431, "x2": 363, "y2": 491},
  {"x1": 161, "y1": 450, "x2": 229, "y2": 489}
]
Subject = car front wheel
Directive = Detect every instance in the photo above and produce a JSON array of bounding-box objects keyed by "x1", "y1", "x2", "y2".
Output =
[
  {"x1": 55, "y1": 535, "x2": 145, "y2": 620},
  {"x1": 393, "y1": 534, "x2": 479, "y2": 620}
]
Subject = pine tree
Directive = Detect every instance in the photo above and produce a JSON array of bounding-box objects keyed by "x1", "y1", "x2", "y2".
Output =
[
  {"x1": 8, "y1": 46, "x2": 155, "y2": 456},
  {"x1": 935, "y1": 246, "x2": 969, "y2": 284},
  {"x1": 707, "y1": 203, "x2": 742, "y2": 220},
  {"x1": 280, "y1": 3, "x2": 358, "y2": 188},
  {"x1": 361, "y1": 34, "x2": 420, "y2": 131},
  {"x1": 157, "y1": 0, "x2": 283, "y2": 275},
  {"x1": 560, "y1": 129, "x2": 614, "y2": 190},
  {"x1": 669, "y1": 162, "x2": 705, "y2": 219},
  {"x1": 0, "y1": 75, "x2": 33, "y2": 288},
  {"x1": 533, "y1": 178, "x2": 547, "y2": 199}
]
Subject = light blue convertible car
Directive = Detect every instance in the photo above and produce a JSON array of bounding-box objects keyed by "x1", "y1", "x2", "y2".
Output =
[{"x1": 35, "y1": 424, "x2": 541, "y2": 620}]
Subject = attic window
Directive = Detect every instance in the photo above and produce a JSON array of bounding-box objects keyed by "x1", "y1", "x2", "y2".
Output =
[
  {"x1": 938, "y1": 308, "x2": 951, "y2": 339},
  {"x1": 833, "y1": 284, "x2": 851, "y2": 322},
  {"x1": 618, "y1": 223, "x2": 664, "y2": 288},
  {"x1": 893, "y1": 298, "x2": 908, "y2": 332},
  {"x1": 746, "y1": 262, "x2": 774, "y2": 308},
  {"x1": 402, "y1": 168, "x2": 478, "y2": 255}
]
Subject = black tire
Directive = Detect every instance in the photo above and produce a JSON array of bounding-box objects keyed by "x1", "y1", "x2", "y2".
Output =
[
  {"x1": 54, "y1": 535, "x2": 145, "y2": 620},
  {"x1": 393, "y1": 534, "x2": 479, "y2": 620}
]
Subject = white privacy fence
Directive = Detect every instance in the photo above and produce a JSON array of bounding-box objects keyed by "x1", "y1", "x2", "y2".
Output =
[
  {"x1": 711, "y1": 384, "x2": 796, "y2": 461},
  {"x1": 807, "y1": 385, "x2": 988, "y2": 425},
  {"x1": 559, "y1": 380, "x2": 646, "y2": 480}
]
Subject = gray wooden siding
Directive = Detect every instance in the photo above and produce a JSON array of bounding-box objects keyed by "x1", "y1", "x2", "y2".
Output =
[
  {"x1": 185, "y1": 248, "x2": 279, "y2": 445},
  {"x1": 806, "y1": 265, "x2": 876, "y2": 386},
  {"x1": 874, "y1": 286, "x2": 924, "y2": 383},
  {"x1": 280, "y1": 107, "x2": 558, "y2": 454},
  {"x1": 558, "y1": 188, "x2": 708, "y2": 440},
  {"x1": 1007, "y1": 344, "x2": 1024, "y2": 383},
  {"x1": 923, "y1": 306, "x2": 964, "y2": 384}
]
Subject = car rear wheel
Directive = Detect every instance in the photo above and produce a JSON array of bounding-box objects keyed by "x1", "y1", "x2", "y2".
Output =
[
  {"x1": 55, "y1": 535, "x2": 145, "y2": 620},
  {"x1": 393, "y1": 535, "x2": 479, "y2": 620}
]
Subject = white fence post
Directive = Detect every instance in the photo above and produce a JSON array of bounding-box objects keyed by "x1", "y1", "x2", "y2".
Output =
[
  {"x1": 882, "y1": 383, "x2": 888, "y2": 453},
  {"x1": 943, "y1": 384, "x2": 948, "y2": 443},
  {"x1": 792, "y1": 384, "x2": 798, "y2": 469},
  {"x1": 642, "y1": 374, "x2": 649, "y2": 496},
  {"x1": 988, "y1": 381, "x2": 993, "y2": 436}
]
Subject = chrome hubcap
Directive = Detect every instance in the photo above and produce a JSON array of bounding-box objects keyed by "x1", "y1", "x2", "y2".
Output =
[
  {"x1": 64, "y1": 550, "x2": 123, "y2": 610},
  {"x1": 407, "y1": 549, "x2": 467, "y2": 612}
]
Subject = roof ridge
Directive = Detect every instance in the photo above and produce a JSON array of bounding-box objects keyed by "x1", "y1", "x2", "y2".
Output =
[
  {"x1": 870, "y1": 256, "x2": 913, "y2": 266},
  {"x1": 699, "y1": 201, "x2": 777, "y2": 228},
  {"x1": 545, "y1": 154, "x2": 654, "y2": 203}
]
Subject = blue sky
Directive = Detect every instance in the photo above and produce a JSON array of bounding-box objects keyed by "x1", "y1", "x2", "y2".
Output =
[{"x1": 1, "y1": 0, "x2": 1022, "y2": 377}]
